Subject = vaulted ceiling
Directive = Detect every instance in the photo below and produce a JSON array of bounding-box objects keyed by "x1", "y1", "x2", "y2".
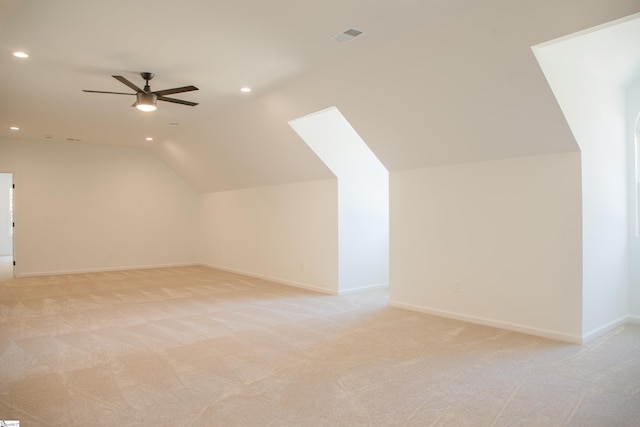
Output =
[{"x1": 2, "y1": 0, "x2": 639, "y2": 192}]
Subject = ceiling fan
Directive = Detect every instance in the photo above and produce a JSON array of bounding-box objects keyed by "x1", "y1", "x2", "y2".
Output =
[{"x1": 83, "y1": 72, "x2": 198, "y2": 111}]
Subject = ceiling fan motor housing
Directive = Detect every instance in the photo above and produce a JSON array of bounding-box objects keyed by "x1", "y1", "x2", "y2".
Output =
[{"x1": 137, "y1": 92, "x2": 157, "y2": 103}]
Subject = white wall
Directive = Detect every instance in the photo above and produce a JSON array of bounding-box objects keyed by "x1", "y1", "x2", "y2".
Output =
[
  {"x1": 578, "y1": 83, "x2": 629, "y2": 338},
  {"x1": 199, "y1": 179, "x2": 339, "y2": 294},
  {"x1": 289, "y1": 107, "x2": 389, "y2": 293},
  {"x1": 0, "y1": 139, "x2": 199, "y2": 276},
  {"x1": 0, "y1": 173, "x2": 12, "y2": 255},
  {"x1": 337, "y1": 172, "x2": 388, "y2": 293},
  {"x1": 534, "y1": 19, "x2": 634, "y2": 338},
  {"x1": 390, "y1": 153, "x2": 583, "y2": 342},
  {"x1": 628, "y1": 76, "x2": 640, "y2": 319}
]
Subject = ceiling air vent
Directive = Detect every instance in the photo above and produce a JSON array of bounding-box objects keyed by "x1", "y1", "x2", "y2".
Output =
[{"x1": 335, "y1": 28, "x2": 363, "y2": 43}]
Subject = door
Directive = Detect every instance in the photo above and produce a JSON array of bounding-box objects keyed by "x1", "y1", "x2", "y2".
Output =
[{"x1": 0, "y1": 173, "x2": 14, "y2": 280}]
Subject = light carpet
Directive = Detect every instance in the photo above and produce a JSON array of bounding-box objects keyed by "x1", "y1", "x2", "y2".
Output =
[{"x1": 0, "y1": 266, "x2": 638, "y2": 426}]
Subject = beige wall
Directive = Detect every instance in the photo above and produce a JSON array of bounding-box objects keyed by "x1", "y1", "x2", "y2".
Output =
[
  {"x1": 0, "y1": 139, "x2": 199, "y2": 276},
  {"x1": 390, "y1": 153, "x2": 583, "y2": 342},
  {"x1": 199, "y1": 180, "x2": 339, "y2": 294}
]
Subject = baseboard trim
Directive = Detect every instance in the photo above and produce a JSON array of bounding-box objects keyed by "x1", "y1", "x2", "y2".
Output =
[
  {"x1": 628, "y1": 315, "x2": 640, "y2": 324},
  {"x1": 338, "y1": 282, "x2": 389, "y2": 295},
  {"x1": 200, "y1": 263, "x2": 337, "y2": 295},
  {"x1": 389, "y1": 301, "x2": 582, "y2": 344},
  {"x1": 14, "y1": 262, "x2": 198, "y2": 278},
  {"x1": 581, "y1": 316, "x2": 629, "y2": 343}
]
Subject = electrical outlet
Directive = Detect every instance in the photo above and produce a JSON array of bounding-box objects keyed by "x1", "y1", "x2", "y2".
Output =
[{"x1": 453, "y1": 281, "x2": 462, "y2": 293}]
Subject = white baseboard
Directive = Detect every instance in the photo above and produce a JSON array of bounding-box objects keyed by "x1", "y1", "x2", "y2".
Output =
[
  {"x1": 389, "y1": 300, "x2": 582, "y2": 344},
  {"x1": 201, "y1": 264, "x2": 388, "y2": 296},
  {"x1": 581, "y1": 316, "x2": 629, "y2": 343},
  {"x1": 200, "y1": 263, "x2": 337, "y2": 295},
  {"x1": 13, "y1": 261, "x2": 369, "y2": 298},
  {"x1": 338, "y1": 282, "x2": 389, "y2": 295},
  {"x1": 14, "y1": 262, "x2": 198, "y2": 278},
  {"x1": 628, "y1": 315, "x2": 640, "y2": 324}
]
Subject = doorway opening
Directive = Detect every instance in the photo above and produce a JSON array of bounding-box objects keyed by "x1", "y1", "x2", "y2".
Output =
[{"x1": 0, "y1": 173, "x2": 14, "y2": 281}]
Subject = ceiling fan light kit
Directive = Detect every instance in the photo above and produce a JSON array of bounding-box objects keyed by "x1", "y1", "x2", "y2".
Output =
[
  {"x1": 135, "y1": 92, "x2": 157, "y2": 111},
  {"x1": 83, "y1": 72, "x2": 198, "y2": 112}
]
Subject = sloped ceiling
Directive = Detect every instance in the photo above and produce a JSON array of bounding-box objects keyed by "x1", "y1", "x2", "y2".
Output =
[
  {"x1": 533, "y1": 13, "x2": 640, "y2": 148},
  {"x1": 2, "y1": 0, "x2": 640, "y2": 193}
]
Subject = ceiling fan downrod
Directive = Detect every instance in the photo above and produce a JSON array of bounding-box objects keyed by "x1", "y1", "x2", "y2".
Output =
[{"x1": 141, "y1": 72, "x2": 154, "y2": 92}]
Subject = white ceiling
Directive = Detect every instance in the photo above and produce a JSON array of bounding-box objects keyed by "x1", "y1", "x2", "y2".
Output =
[
  {"x1": 2, "y1": 0, "x2": 640, "y2": 193},
  {"x1": 0, "y1": 0, "x2": 468, "y2": 146}
]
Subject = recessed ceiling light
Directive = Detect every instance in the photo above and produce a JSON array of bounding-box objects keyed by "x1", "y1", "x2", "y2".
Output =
[
  {"x1": 240, "y1": 87, "x2": 251, "y2": 93},
  {"x1": 146, "y1": 137, "x2": 153, "y2": 141},
  {"x1": 10, "y1": 126, "x2": 20, "y2": 131},
  {"x1": 12, "y1": 51, "x2": 29, "y2": 58}
]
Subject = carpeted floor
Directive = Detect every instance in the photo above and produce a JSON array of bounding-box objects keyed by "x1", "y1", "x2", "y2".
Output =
[{"x1": 0, "y1": 265, "x2": 638, "y2": 426}]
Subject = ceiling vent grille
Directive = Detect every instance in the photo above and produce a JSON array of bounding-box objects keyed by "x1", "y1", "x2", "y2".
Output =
[{"x1": 335, "y1": 28, "x2": 363, "y2": 43}]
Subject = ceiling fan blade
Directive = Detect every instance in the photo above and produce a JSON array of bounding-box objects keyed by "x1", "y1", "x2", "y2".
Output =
[
  {"x1": 82, "y1": 90, "x2": 134, "y2": 95},
  {"x1": 158, "y1": 96, "x2": 198, "y2": 106},
  {"x1": 112, "y1": 75, "x2": 143, "y2": 93},
  {"x1": 153, "y1": 85, "x2": 199, "y2": 97}
]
